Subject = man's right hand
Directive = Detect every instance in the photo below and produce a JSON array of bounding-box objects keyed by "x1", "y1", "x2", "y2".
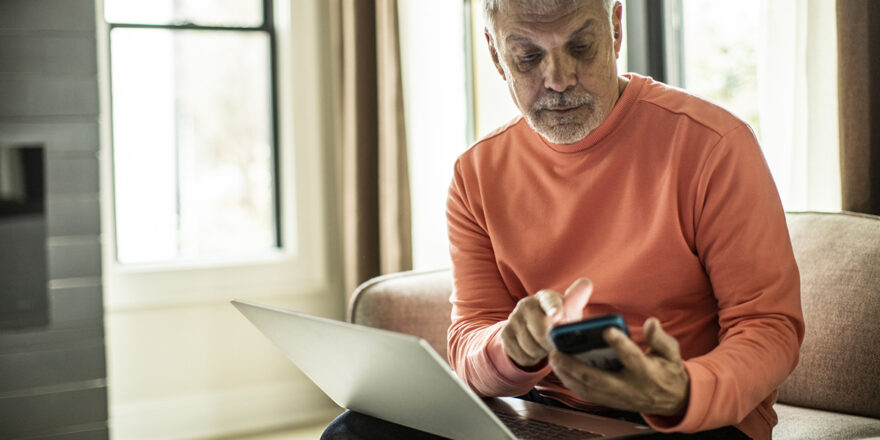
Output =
[{"x1": 500, "y1": 278, "x2": 594, "y2": 368}]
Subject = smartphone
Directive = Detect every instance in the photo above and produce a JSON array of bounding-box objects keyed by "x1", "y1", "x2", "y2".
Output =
[{"x1": 550, "y1": 313, "x2": 631, "y2": 371}]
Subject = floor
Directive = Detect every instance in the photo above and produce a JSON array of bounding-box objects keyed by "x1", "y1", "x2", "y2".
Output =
[{"x1": 215, "y1": 418, "x2": 334, "y2": 440}]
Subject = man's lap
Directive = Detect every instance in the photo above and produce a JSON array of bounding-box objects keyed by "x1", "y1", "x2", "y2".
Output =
[
  {"x1": 321, "y1": 411, "x2": 447, "y2": 440},
  {"x1": 320, "y1": 390, "x2": 750, "y2": 439}
]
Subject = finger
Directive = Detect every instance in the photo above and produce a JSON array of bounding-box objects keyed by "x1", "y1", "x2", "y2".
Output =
[
  {"x1": 535, "y1": 289, "x2": 563, "y2": 320},
  {"x1": 644, "y1": 317, "x2": 681, "y2": 362},
  {"x1": 521, "y1": 303, "x2": 555, "y2": 352},
  {"x1": 550, "y1": 352, "x2": 628, "y2": 401},
  {"x1": 551, "y1": 351, "x2": 648, "y2": 413},
  {"x1": 549, "y1": 351, "x2": 585, "y2": 376},
  {"x1": 515, "y1": 323, "x2": 548, "y2": 360},
  {"x1": 549, "y1": 351, "x2": 598, "y2": 392},
  {"x1": 561, "y1": 278, "x2": 594, "y2": 323},
  {"x1": 603, "y1": 326, "x2": 648, "y2": 373},
  {"x1": 550, "y1": 351, "x2": 617, "y2": 388},
  {"x1": 502, "y1": 327, "x2": 540, "y2": 367}
]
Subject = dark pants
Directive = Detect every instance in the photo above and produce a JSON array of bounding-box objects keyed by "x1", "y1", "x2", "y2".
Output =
[{"x1": 321, "y1": 390, "x2": 751, "y2": 439}]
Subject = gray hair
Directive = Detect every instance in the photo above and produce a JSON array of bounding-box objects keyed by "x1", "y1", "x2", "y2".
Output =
[{"x1": 482, "y1": 0, "x2": 614, "y2": 37}]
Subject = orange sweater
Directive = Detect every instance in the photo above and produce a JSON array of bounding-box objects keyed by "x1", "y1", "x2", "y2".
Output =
[{"x1": 446, "y1": 74, "x2": 804, "y2": 439}]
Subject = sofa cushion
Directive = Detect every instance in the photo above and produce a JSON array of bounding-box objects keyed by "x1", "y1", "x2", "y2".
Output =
[
  {"x1": 773, "y1": 403, "x2": 880, "y2": 440},
  {"x1": 349, "y1": 269, "x2": 453, "y2": 360},
  {"x1": 779, "y1": 212, "x2": 880, "y2": 419}
]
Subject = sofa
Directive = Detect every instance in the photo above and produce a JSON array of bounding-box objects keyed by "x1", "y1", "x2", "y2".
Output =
[{"x1": 348, "y1": 211, "x2": 880, "y2": 439}]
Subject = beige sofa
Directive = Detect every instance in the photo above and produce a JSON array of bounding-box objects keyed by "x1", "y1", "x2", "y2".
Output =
[{"x1": 349, "y1": 212, "x2": 880, "y2": 439}]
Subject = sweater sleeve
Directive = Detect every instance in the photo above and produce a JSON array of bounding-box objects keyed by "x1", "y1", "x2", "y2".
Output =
[
  {"x1": 642, "y1": 124, "x2": 805, "y2": 433},
  {"x1": 445, "y1": 158, "x2": 552, "y2": 397}
]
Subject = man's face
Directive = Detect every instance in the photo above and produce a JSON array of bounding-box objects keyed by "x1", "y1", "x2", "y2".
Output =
[{"x1": 487, "y1": 0, "x2": 623, "y2": 144}]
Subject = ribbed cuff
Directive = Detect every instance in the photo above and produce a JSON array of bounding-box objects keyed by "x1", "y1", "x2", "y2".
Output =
[
  {"x1": 486, "y1": 325, "x2": 552, "y2": 387},
  {"x1": 642, "y1": 360, "x2": 714, "y2": 433}
]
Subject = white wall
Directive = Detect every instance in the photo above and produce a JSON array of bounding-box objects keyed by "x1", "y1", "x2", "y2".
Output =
[{"x1": 106, "y1": 293, "x2": 342, "y2": 439}]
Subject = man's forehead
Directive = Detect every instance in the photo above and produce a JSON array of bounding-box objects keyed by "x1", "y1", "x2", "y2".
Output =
[{"x1": 495, "y1": 3, "x2": 606, "y2": 47}]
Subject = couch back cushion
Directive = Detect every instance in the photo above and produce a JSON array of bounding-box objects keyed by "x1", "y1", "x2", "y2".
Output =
[
  {"x1": 778, "y1": 212, "x2": 880, "y2": 419},
  {"x1": 349, "y1": 269, "x2": 454, "y2": 360}
]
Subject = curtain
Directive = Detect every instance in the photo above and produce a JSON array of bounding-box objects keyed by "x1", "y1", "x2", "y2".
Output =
[
  {"x1": 757, "y1": 0, "x2": 841, "y2": 212},
  {"x1": 837, "y1": 0, "x2": 880, "y2": 216},
  {"x1": 334, "y1": 0, "x2": 412, "y2": 298}
]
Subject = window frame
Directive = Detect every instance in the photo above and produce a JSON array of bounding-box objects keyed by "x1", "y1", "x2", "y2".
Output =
[
  {"x1": 625, "y1": 0, "x2": 681, "y2": 86},
  {"x1": 97, "y1": 0, "x2": 340, "y2": 311},
  {"x1": 106, "y1": 0, "x2": 282, "y2": 264}
]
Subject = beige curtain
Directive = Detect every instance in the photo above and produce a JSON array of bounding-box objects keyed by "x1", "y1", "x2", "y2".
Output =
[
  {"x1": 333, "y1": 0, "x2": 412, "y2": 298},
  {"x1": 837, "y1": 0, "x2": 880, "y2": 215}
]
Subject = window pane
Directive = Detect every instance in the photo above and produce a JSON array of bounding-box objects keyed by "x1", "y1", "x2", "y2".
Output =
[
  {"x1": 110, "y1": 29, "x2": 275, "y2": 264},
  {"x1": 469, "y1": 1, "x2": 521, "y2": 140},
  {"x1": 680, "y1": 0, "x2": 762, "y2": 136},
  {"x1": 105, "y1": 0, "x2": 263, "y2": 27}
]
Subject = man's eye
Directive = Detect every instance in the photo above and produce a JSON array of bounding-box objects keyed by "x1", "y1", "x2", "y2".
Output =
[
  {"x1": 519, "y1": 53, "x2": 541, "y2": 63},
  {"x1": 571, "y1": 44, "x2": 592, "y2": 53}
]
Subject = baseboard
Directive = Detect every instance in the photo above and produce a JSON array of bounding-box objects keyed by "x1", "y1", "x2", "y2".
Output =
[{"x1": 110, "y1": 380, "x2": 341, "y2": 439}]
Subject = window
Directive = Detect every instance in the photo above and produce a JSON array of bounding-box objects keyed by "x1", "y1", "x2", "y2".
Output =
[
  {"x1": 663, "y1": 0, "x2": 840, "y2": 211},
  {"x1": 675, "y1": 0, "x2": 762, "y2": 136},
  {"x1": 106, "y1": 0, "x2": 280, "y2": 264},
  {"x1": 99, "y1": 3, "x2": 339, "y2": 437},
  {"x1": 398, "y1": 1, "x2": 470, "y2": 271},
  {"x1": 99, "y1": 0, "x2": 337, "y2": 309}
]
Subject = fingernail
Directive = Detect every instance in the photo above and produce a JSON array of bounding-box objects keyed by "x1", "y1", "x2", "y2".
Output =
[{"x1": 605, "y1": 327, "x2": 619, "y2": 341}]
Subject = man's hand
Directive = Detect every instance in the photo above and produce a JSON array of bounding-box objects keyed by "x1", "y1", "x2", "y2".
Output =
[
  {"x1": 549, "y1": 317, "x2": 690, "y2": 416},
  {"x1": 501, "y1": 278, "x2": 593, "y2": 368}
]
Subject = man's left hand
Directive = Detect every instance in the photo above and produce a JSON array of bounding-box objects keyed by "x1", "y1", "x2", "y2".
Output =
[{"x1": 549, "y1": 317, "x2": 690, "y2": 416}]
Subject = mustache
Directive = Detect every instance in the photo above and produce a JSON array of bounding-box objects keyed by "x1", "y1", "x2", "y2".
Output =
[{"x1": 532, "y1": 91, "x2": 595, "y2": 111}]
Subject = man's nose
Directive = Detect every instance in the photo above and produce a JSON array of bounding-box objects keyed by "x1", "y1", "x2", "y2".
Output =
[{"x1": 543, "y1": 52, "x2": 577, "y2": 92}]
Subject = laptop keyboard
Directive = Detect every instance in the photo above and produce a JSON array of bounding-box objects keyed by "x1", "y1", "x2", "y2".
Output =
[{"x1": 495, "y1": 411, "x2": 602, "y2": 439}]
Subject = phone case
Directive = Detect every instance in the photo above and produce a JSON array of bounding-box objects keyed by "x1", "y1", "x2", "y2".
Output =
[{"x1": 550, "y1": 313, "x2": 630, "y2": 370}]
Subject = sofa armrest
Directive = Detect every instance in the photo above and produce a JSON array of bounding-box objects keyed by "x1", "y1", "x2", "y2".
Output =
[{"x1": 348, "y1": 269, "x2": 454, "y2": 361}]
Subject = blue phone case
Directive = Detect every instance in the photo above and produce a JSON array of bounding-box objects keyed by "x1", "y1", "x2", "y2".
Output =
[{"x1": 550, "y1": 313, "x2": 630, "y2": 370}]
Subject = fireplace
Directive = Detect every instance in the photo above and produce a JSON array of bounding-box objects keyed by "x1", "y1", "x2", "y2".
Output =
[{"x1": 0, "y1": 143, "x2": 48, "y2": 329}]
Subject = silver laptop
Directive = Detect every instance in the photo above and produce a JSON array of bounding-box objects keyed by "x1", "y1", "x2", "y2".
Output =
[{"x1": 232, "y1": 299, "x2": 654, "y2": 439}]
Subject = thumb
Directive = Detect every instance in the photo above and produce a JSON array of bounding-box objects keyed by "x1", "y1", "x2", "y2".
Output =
[
  {"x1": 560, "y1": 278, "x2": 593, "y2": 323},
  {"x1": 645, "y1": 317, "x2": 681, "y2": 362}
]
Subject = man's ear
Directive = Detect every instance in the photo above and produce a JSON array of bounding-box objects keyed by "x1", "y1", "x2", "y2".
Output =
[
  {"x1": 485, "y1": 29, "x2": 506, "y2": 80},
  {"x1": 611, "y1": 1, "x2": 623, "y2": 58}
]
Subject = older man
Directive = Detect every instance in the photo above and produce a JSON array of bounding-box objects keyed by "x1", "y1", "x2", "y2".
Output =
[{"x1": 324, "y1": 0, "x2": 803, "y2": 438}]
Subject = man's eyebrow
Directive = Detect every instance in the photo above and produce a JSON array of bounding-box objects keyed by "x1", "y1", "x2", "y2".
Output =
[
  {"x1": 504, "y1": 18, "x2": 598, "y2": 45},
  {"x1": 569, "y1": 19, "x2": 597, "y2": 38},
  {"x1": 505, "y1": 34, "x2": 534, "y2": 45}
]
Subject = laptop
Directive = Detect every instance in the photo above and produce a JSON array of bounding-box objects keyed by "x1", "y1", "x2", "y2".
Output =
[{"x1": 232, "y1": 299, "x2": 654, "y2": 439}]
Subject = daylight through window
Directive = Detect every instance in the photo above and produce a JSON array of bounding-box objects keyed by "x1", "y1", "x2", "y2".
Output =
[{"x1": 106, "y1": 0, "x2": 279, "y2": 264}]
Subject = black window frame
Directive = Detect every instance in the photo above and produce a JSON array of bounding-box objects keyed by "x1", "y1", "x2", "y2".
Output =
[{"x1": 625, "y1": 0, "x2": 684, "y2": 87}]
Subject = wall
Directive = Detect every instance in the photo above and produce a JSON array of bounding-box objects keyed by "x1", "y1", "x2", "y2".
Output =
[
  {"x1": 0, "y1": 0, "x2": 108, "y2": 438},
  {"x1": 0, "y1": 0, "x2": 343, "y2": 437}
]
